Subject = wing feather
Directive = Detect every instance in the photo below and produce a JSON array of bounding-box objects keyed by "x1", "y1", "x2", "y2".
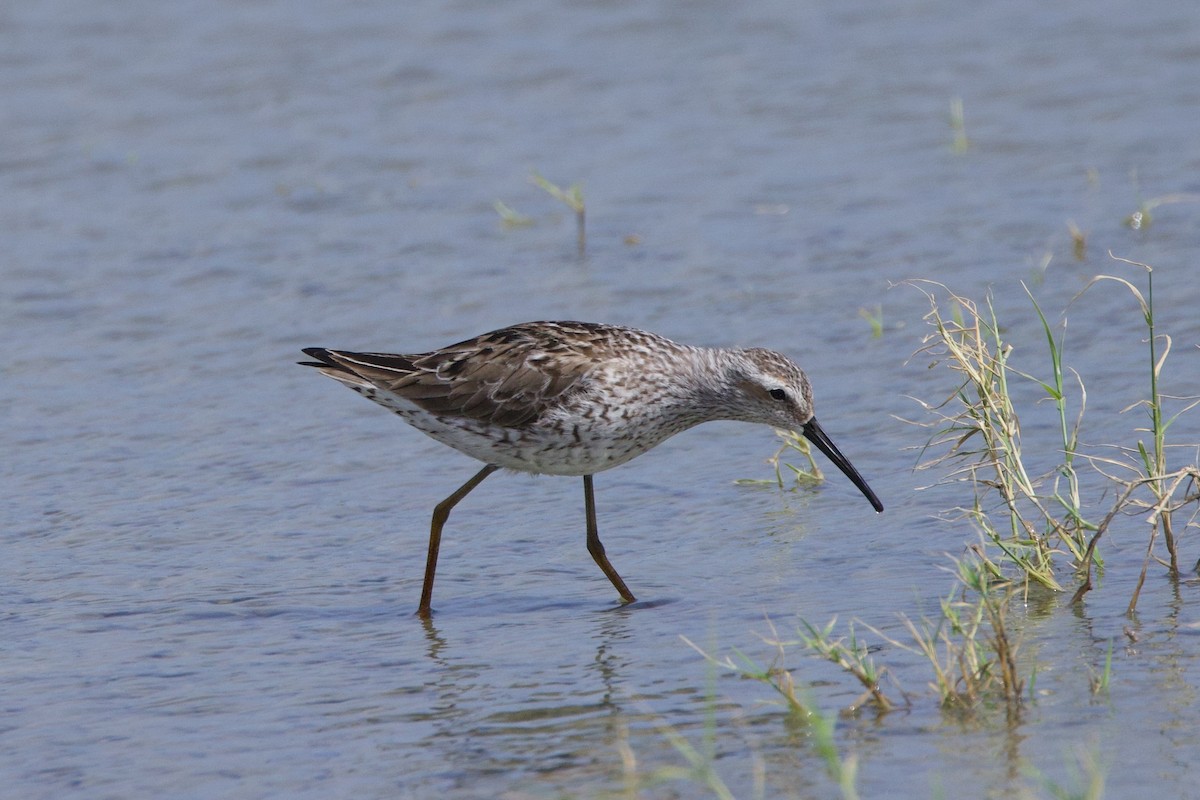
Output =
[{"x1": 301, "y1": 323, "x2": 602, "y2": 428}]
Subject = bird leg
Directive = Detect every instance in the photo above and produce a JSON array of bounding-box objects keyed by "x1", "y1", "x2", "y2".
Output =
[
  {"x1": 418, "y1": 464, "x2": 499, "y2": 618},
  {"x1": 583, "y1": 475, "x2": 637, "y2": 605}
]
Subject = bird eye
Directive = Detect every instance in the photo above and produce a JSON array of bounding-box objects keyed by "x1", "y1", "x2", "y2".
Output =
[{"x1": 768, "y1": 388, "x2": 787, "y2": 401}]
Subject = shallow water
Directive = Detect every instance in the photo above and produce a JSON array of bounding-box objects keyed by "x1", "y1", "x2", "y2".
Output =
[{"x1": 4, "y1": 1, "x2": 1200, "y2": 797}]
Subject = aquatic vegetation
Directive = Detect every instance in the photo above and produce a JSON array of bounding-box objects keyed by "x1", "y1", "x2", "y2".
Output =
[
  {"x1": 662, "y1": 259, "x2": 1195, "y2": 799},
  {"x1": 948, "y1": 96, "x2": 969, "y2": 153},
  {"x1": 492, "y1": 171, "x2": 587, "y2": 254},
  {"x1": 792, "y1": 618, "x2": 895, "y2": 712},
  {"x1": 1066, "y1": 220, "x2": 1087, "y2": 261},
  {"x1": 859, "y1": 304, "x2": 885, "y2": 338},
  {"x1": 1122, "y1": 191, "x2": 1200, "y2": 230},
  {"x1": 492, "y1": 199, "x2": 534, "y2": 227},
  {"x1": 734, "y1": 428, "x2": 823, "y2": 489},
  {"x1": 682, "y1": 629, "x2": 862, "y2": 800},
  {"x1": 1023, "y1": 748, "x2": 1106, "y2": 800},
  {"x1": 612, "y1": 651, "x2": 769, "y2": 800},
  {"x1": 530, "y1": 170, "x2": 587, "y2": 255},
  {"x1": 1086, "y1": 639, "x2": 1113, "y2": 698},
  {"x1": 888, "y1": 551, "x2": 1024, "y2": 713},
  {"x1": 679, "y1": 261, "x2": 1195, "y2": 799},
  {"x1": 909, "y1": 258, "x2": 1200, "y2": 610}
]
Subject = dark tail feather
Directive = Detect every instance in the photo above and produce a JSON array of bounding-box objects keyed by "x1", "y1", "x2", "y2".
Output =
[
  {"x1": 299, "y1": 347, "x2": 418, "y2": 377},
  {"x1": 299, "y1": 347, "x2": 347, "y2": 371}
]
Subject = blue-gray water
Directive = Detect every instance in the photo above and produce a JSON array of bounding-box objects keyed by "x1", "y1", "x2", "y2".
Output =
[{"x1": 4, "y1": 1, "x2": 1200, "y2": 797}]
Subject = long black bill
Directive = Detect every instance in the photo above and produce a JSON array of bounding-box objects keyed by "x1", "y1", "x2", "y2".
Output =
[{"x1": 802, "y1": 417, "x2": 884, "y2": 513}]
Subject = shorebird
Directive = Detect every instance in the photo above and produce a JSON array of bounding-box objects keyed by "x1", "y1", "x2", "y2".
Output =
[{"x1": 300, "y1": 321, "x2": 882, "y2": 616}]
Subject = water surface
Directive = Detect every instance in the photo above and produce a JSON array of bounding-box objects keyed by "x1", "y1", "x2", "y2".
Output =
[{"x1": 4, "y1": 1, "x2": 1200, "y2": 797}]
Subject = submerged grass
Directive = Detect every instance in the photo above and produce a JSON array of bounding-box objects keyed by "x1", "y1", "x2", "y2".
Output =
[
  {"x1": 682, "y1": 629, "x2": 862, "y2": 800},
  {"x1": 614, "y1": 653, "x2": 762, "y2": 800},
  {"x1": 1086, "y1": 640, "x2": 1113, "y2": 698},
  {"x1": 1022, "y1": 748, "x2": 1106, "y2": 800}
]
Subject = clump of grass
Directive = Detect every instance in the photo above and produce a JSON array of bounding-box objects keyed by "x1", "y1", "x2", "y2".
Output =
[
  {"x1": 884, "y1": 551, "x2": 1025, "y2": 714},
  {"x1": 1072, "y1": 256, "x2": 1200, "y2": 610},
  {"x1": 791, "y1": 618, "x2": 896, "y2": 712},
  {"x1": 908, "y1": 280, "x2": 1085, "y2": 591},
  {"x1": 683, "y1": 631, "x2": 812, "y2": 719},
  {"x1": 683, "y1": 554, "x2": 1034, "y2": 740},
  {"x1": 909, "y1": 256, "x2": 1200, "y2": 612},
  {"x1": 703, "y1": 616, "x2": 898, "y2": 714}
]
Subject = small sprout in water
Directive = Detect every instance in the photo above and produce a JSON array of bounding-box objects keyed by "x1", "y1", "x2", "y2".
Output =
[
  {"x1": 859, "y1": 305, "x2": 884, "y2": 338},
  {"x1": 530, "y1": 171, "x2": 585, "y2": 214},
  {"x1": 530, "y1": 171, "x2": 586, "y2": 255},
  {"x1": 494, "y1": 200, "x2": 534, "y2": 228},
  {"x1": 949, "y1": 96, "x2": 969, "y2": 153},
  {"x1": 1068, "y1": 220, "x2": 1087, "y2": 260}
]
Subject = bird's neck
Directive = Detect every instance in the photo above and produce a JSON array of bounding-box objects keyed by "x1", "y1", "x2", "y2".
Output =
[{"x1": 656, "y1": 346, "x2": 749, "y2": 425}]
